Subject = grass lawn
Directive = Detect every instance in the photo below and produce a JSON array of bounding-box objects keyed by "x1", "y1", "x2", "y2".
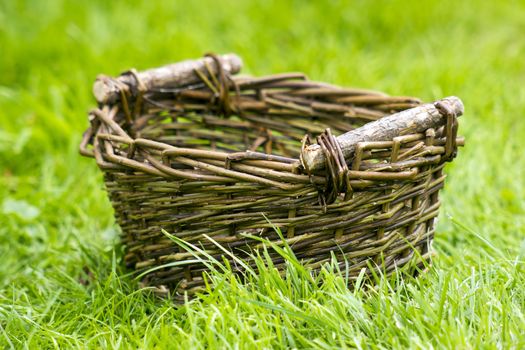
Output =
[{"x1": 1, "y1": 0, "x2": 524, "y2": 348}]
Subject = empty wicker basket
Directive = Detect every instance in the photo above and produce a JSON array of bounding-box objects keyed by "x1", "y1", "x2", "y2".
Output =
[{"x1": 80, "y1": 53, "x2": 464, "y2": 298}]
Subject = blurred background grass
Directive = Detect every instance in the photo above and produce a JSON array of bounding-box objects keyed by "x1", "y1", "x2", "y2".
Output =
[{"x1": 1, "y1": 0, "x2": 524, "y2": 348}]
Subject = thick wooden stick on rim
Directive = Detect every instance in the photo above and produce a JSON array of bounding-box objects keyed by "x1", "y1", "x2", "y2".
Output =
[
  {"x1": 301, "y1": 96, "x2": 464, "y2": 172},
  {"x1": 93, "y1": 53, "x2": 243, "y2": 104}
]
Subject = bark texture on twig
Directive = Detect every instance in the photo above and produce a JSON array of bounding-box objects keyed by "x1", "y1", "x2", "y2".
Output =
[
  {"x1": 93, "y1": 53, "x2": 243, "y2": 104},
  {"x1": 301, "y1": 96, "x2": 464, "y2": 172}
]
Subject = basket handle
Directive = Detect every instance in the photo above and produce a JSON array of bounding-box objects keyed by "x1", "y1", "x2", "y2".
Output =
[
  {"x1": 300, "y1": 96, "x2": 464, "y2": 172},
  {"x1": 92, "y1": 53, "x2": 243, "y2": 104}
]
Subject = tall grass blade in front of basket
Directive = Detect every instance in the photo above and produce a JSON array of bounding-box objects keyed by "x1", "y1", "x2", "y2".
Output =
[{"x1": 136, "y1": 214, "x2": 424, "y2": 303}]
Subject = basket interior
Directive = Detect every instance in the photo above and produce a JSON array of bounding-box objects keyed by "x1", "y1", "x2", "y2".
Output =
[{"x1": 124, "y1": 76, "x2": 422, "y2": 161}]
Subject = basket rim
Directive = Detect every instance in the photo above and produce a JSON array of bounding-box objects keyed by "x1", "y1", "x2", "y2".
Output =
[{"x1": 79, "y1": 53, "x2": 464, "y2": 203}]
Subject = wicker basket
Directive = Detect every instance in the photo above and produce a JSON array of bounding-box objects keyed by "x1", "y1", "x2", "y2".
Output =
[{"x1": 80, "y1": 53, "x2": 464, "y2": 298}]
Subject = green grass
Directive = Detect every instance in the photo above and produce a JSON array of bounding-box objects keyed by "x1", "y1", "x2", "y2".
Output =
[{"x1": 1, "y1": 0, "x2": 524, "y2": 348}]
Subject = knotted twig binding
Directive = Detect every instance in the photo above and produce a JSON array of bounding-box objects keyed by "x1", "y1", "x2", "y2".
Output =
[
  {"x1": 93, "y1": 53, "x2": 243, "y2": 104},
  {"x1": 300, "y1": 96, "x2": 464, "y2": 172}
]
